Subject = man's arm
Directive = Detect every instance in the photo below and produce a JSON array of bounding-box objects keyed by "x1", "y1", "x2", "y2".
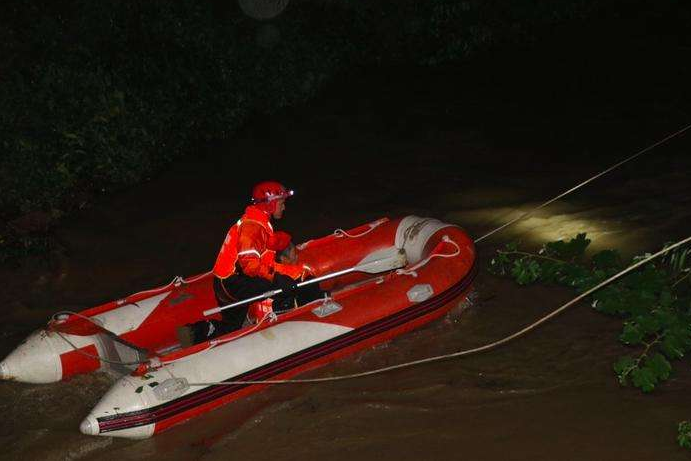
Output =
[
  {"x1": 236, "y1": 221, "x2": 273, "y2": 279},
  {"x1": 237, "y1": 222, "x2": 306, "y2": 280}
]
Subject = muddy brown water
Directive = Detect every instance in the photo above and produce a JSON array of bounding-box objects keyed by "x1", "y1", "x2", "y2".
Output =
[{"x1": 1, "y1": 58, "x2": 691, "y2": 460}]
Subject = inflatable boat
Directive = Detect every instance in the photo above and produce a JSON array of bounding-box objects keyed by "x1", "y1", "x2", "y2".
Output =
[{"x1": 0, "y1": 216, "x2": 476, "y2": 438}]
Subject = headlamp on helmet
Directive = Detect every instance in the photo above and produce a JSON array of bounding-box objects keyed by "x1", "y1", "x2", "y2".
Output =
[{"x1": 251, "y1": 181, "x2": 294, "y2": 211}]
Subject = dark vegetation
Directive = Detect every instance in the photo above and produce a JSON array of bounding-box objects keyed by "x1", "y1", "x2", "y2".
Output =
[
  {"x1": 2, "y1": 0, "x2": 687, "y2": 263},
  {"x1": 489, "y1": 236, "x2": 691, "y2": 448},
  {"x1": 490, "y1": 236, "x2": 691, "y2": 393}
]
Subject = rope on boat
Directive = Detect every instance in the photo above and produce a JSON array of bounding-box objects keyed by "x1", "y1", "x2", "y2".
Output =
[
  {"x1": 333, "y1": 218, "x2": 388, "y2": 238},
  {"x1": 395, "y1": 235, "x2": 461, "y2": 277},
  {"x1": 473, "y1": 123, "x2": 691, "y2": 244},
  {"x1": 114, "y1": 271, "x2": 212, "y2": 305},
  {"x1": 185, "y1": 234, "x2": 691, "y2": 386}
]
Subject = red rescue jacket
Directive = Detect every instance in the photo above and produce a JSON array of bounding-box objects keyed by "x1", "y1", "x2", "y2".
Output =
[{"x1": 213, "y1": 205, "x2": 305, "y2": 281}]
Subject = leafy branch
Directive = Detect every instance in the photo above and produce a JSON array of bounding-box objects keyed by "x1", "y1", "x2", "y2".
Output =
[
  {"x1": 496, "y1": 249, "x2": 566, "y2": 264},
  {"x1": 679, "y1": 421, "x2": 691, "y2": 449},
  {"x1": 489, "y1": 234, "x2": 691, "y2": 393},
  {"x1": 490, "y1": 234, "x2": 691, "y2": 450}
]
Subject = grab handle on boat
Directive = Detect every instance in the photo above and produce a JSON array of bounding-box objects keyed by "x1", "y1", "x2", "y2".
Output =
[{"x1": 203, "y1": 249, "x2": 408, "y2": 316}]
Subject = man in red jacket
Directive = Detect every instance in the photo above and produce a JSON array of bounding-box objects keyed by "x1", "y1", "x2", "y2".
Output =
[{"x1": 180, "y1": 181, "x2": 324, "y2": 345}]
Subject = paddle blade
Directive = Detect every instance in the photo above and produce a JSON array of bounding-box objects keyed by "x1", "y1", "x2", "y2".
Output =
[{"x1": 357, "y1": 248, "x2": 408, "y2": 273}]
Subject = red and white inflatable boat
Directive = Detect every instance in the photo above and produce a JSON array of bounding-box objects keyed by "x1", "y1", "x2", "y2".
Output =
[{"x1": 0, "y1": 216, "x2": 476, "y2": 438}]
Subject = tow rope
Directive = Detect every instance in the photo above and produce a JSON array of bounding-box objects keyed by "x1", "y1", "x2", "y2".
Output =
[
  {"x1": 49, "y1": 123, "x2": 691, "y2": 382},
  {"x1": 474, "y1": 123, "x2": 691, "y2": 243}
]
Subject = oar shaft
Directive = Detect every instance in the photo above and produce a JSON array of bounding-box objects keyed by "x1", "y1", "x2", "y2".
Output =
[
  {"x1": 203, "y1": 289, "x2": 282, "y2": 316},
  {"x1": 203, "y1": 268, "x2": 356, "y2": 316},
  {"x1": 296, "y1": 267, "x2": 355, "y2": 287},
  {"x1": 202, "y1": 251, "x2": 406, "y2": 317}
]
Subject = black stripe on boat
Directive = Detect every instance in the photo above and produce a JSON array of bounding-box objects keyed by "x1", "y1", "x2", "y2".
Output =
[{"x1": 98, "y1": 261, "x2": 477, "y2": 433}]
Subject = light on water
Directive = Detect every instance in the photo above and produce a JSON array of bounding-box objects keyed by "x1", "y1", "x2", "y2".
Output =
[{"x1": 446, "y1": 200, "x2": 641, "y2": 252}]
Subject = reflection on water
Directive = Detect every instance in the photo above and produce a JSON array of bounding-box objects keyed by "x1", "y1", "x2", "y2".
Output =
[{"x1": 445, "y1": 185, "x2": 691, "y2": 257}]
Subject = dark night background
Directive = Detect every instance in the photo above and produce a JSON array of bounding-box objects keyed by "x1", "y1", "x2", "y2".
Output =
[{"x1": 1, "y1": 0, "x2": 691, "y2": 459}]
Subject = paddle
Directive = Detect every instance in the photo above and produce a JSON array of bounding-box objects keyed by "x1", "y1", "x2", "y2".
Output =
[{"x1": 203, "y1": 248, "x2": 407, "y2": 316}]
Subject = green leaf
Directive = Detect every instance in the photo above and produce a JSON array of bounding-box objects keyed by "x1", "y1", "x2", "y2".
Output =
[
  {"x1": 539, "y1": 260, "x2": 563, "y2": 283},
  {"x1": 504, "y1": 241, "x2": 519, "y2": 252},
  {"x1": 613, "y1": 356, "x2": 636, "y2": 386},
  {"x1": 557, "y1": 263, "x2": 590, "y2": 288},
  {"x1": 543, "y1": 233, "x2": 591, "y2": 260},
  {"x1": 591, "y1": 287, "x2": 626, "y2": 315},
  {"x1": 660, "y1": 324, "x2": 691, "y2": 360},
  {"x1": 621, "y1": 288, "x2": 657, "y2": 317},
  {"x1": 678, "y1": 421, "x2": 691, "y2": 449},
  {"x1": 488, "y1": 252, "x2": 511, "y2": 276},
  {"x1": 645, "y1": 353, "x2": 671, "y2": 382},
  {"x1": 661, "y1": 338, "x2": 685, "y2": 360},
  {"x1": 623, "y1": 265, "x2": 667, "y2": 294},
  {"x1": 663, "y1": 246, "x2": 690, "y2": 275},
  {"x1": 620, "y1": 322, "x2": 644, "y2": 345},
  {"x1": 592, "y1": 249, "x2": 621, "y2": 270},
  {"x1": 635, "y1": 315, "x2": 660, "y2": 335},
  {"x1": 631, "y1": 366, "x2": 657, "y2": 393},
  {"x1": 511, "y1": 258, "x2": 541, "y2": 285},
  {"x1": 572, "y1": 270, "x2": 606, "y2": 293},
  {"x1": 148, "y1": 381, "x2": 160, "y2": 388},
  {"x1": 135, "y1": 386, "x2": 143, "y2": 394},
  {"x1": 653, "y1": 307, "x2": 677, "y2": 330}
]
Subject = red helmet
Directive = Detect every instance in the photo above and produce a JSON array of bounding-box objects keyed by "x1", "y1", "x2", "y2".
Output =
[{"x1": 251, "y1": 181, "x2": 294, "y2": 212}]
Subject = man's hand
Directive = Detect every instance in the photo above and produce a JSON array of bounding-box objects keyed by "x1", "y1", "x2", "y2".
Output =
[
  {"x1": 278, "y1": 243, "x2": 298, "y2": 264},
  {"x1": 275, "y1": 274, "x2": 299, "y2": 297}
]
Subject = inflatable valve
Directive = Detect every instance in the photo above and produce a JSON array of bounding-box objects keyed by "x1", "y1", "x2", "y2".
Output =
[{"x1": 153, "y1": 377, "x2": 190, "y2": 401}]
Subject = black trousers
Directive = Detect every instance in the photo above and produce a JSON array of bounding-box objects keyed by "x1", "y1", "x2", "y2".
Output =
[{"x1": 211, "y1": 272, "x2": 325, "y2": 332}]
